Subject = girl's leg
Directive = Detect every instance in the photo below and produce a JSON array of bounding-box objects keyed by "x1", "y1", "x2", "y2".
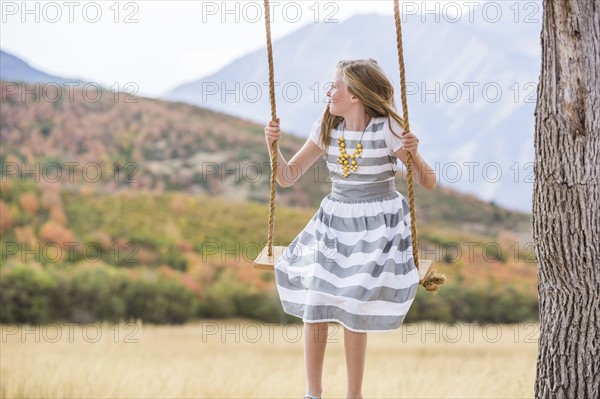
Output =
[
  {"x1": 344, "y1": 327, "x2": 367, "y2": 399},
  {"x1": 304, "y1": 322, "x2": 328, "y2": 398}
]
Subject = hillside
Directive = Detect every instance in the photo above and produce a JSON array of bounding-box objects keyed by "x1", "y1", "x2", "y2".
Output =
[
  {"x1": 0, "y1": 179, "x2": 538, "y2": 324},
  {"x1": 0, "y1": 77, "x2": 537, "y2": 324},
  {"x1": 0, "y1": 81, "x2": 532, "y2": 242}
]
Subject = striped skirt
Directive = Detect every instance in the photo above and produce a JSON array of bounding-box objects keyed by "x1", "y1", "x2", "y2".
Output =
[{"x1": 274, "y1": 181, "x2": 419, "y2": 333}]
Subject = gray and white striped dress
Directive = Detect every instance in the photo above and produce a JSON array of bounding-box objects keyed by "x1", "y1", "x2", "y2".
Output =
[{"x1": 274, "y1": 116, "x2": 419, "y2": 332}]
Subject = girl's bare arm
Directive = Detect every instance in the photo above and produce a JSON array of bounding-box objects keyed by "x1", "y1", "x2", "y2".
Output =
[{"x1": 265, "y1": 118, "x2": 325, "y2": 188}]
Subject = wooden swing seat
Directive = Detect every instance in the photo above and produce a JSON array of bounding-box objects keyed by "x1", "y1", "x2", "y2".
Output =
[{"x1": 253, "y1": 245, "x2": 286, "y2": 270}]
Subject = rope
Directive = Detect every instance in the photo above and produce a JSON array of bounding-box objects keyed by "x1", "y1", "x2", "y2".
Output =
[
  {"x1": 264, "y1": 0, "x2": 277, "y2": 257},
  {"x1": 393, "y1": 0, "x2": 420, "y2": 271},
  {"x1": 393, "y1": 1, "x2": 446, "y2": 293}
]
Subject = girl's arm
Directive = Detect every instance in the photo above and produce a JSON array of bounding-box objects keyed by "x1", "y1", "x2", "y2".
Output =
[
  {"x1": 265, "y1": 118, "x2": 325, "y2": 188},
  {"x1": 394, "y1": 146, "x2": 437, "y2": 190}
]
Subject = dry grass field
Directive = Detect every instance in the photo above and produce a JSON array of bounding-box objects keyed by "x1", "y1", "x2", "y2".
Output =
[{"x1": 0, "y1": 320, "x2": 538, "y2": 398}]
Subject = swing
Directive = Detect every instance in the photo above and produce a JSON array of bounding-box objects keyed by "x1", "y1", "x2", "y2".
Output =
[{"x1": 253, "y1": 0, "x2": 447, "y2": 294}]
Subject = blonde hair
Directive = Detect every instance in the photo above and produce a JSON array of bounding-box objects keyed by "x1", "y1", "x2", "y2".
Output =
[{"x1": 318, "y1": 58, "x2": 404, "y2": 153}]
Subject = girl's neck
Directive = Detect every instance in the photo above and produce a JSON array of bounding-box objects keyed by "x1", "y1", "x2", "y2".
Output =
[{"x1": 343, "y1": 113, "x2": 372, "y2": 131}]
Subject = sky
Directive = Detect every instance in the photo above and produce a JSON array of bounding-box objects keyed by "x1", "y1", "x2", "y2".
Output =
[{"x1": 1, "y1": 0, "x2": 474, "y2": 97}]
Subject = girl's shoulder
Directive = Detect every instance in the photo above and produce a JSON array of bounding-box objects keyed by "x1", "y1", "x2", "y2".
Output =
[
  {"x1": 378, "y1": 115, "x2": 404, "y2": 136},
  {"x1": 376, "y1": 115, "x2": 402, "y2": 127},
  {"x1": 372, "y1": 116, "x2": 388, "y2": 131},
  {"x1": 380, "y1": 116, "x2": 405, "y2": 155}
]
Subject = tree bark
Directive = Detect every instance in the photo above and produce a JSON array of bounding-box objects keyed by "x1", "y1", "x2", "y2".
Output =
[{"x1": 533, "y1": 1, "x2": 599, "y2": 398}]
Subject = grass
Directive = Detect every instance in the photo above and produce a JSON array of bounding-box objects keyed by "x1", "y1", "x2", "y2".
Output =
[{"x1": 0, "y1": 320, "x2": 538, "y2": 398}]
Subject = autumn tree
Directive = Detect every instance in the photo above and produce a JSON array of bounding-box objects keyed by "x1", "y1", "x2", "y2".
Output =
[{"x1": 533, "y1": 1, "x2": 599, "y2": 398}]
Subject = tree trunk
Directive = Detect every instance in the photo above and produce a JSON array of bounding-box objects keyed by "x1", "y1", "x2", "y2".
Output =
[{"x1": 533, "y1": 1, "x2": 599, "y2": 398}]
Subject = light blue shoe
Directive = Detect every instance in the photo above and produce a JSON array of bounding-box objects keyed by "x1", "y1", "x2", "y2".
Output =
[{"x1": 304, "y1": 395, "x2": 321, "y2": 399}]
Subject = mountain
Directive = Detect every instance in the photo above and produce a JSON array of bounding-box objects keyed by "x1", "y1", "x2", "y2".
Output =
[
  {"x1": 165, "y1": 10, "x2": 542, "y2": 212},
  {"x1": 0, "y1": 50, "x2": 87, "y2": 85}
]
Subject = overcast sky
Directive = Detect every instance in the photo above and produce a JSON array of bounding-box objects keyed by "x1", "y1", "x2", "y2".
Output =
[{"x1": 2, "y1": 0, "x2": 485, "y2": 97}]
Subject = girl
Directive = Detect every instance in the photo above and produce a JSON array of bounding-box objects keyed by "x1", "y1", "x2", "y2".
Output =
[{"x1": 264, "y1": 59, "x2": 436, "y2": 399}]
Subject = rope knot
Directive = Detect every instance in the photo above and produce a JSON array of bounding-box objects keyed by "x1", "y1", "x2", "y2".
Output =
[{"x1": 421, "y1": 270, "x2": 447, "y2": 295}]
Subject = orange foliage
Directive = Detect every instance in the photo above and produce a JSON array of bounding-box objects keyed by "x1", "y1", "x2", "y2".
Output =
[
  {"x1": 0, "y1": 200, "x2": 12, "y2": 233},
  {"x1": 88, "y1": 230, "x2": 113, "y2": 250},
  {"x1": 39, "y1": 221, "x2": 76, "y2": 247},
  {"x1": 135, "y1": 247, "x2": 158, "y2": 267},
  {"x1": 41, "y1": 185, "x2": 63, "y2": 210},
  {"x1": 176, "y1": 239, "x2": 193, "y2": 252},
  {"x1": 15, "y1": 226, "x2": 37, "y2": 247},
  {"x1": 158, "y1": 265, "x2": 178, "y2": 280},
  {"x1": 0, "y1": 181, "x2": 10, "y2": 197},
  {"x1": 182, "y1": 273, "x2": 202, "y2": 297},
  {"x1": 49, "y1": 206, "x2": 67, "y2": 225},
  {"x1": 127, "y1": 269, "x2": 141, "y2": 281},
  {"x1": 78, "y1": 184, "x2": 97, "y2": 198},
  {"x1": 19, "y1": 192, "x2": 39, "y2": 215}
]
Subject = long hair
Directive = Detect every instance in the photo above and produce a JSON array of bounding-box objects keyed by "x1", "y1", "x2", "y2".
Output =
[{"x1": 318, "y1": 59, "x2": 404, "y2": 153}]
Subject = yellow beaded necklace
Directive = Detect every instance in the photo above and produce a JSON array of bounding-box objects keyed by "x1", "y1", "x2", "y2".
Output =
[{"x1": 337, "y1": 119, "x2": 370, "y2": 178}]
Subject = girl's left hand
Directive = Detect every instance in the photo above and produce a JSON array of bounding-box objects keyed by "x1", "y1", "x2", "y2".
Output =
[{"x1": 401, "y1": 131, "x2": 419, "y2": 157}]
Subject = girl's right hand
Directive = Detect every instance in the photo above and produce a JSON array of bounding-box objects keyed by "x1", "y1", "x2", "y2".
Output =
[{"x1": 264, "y1": 118, "x2": 281, "y2": 147}]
